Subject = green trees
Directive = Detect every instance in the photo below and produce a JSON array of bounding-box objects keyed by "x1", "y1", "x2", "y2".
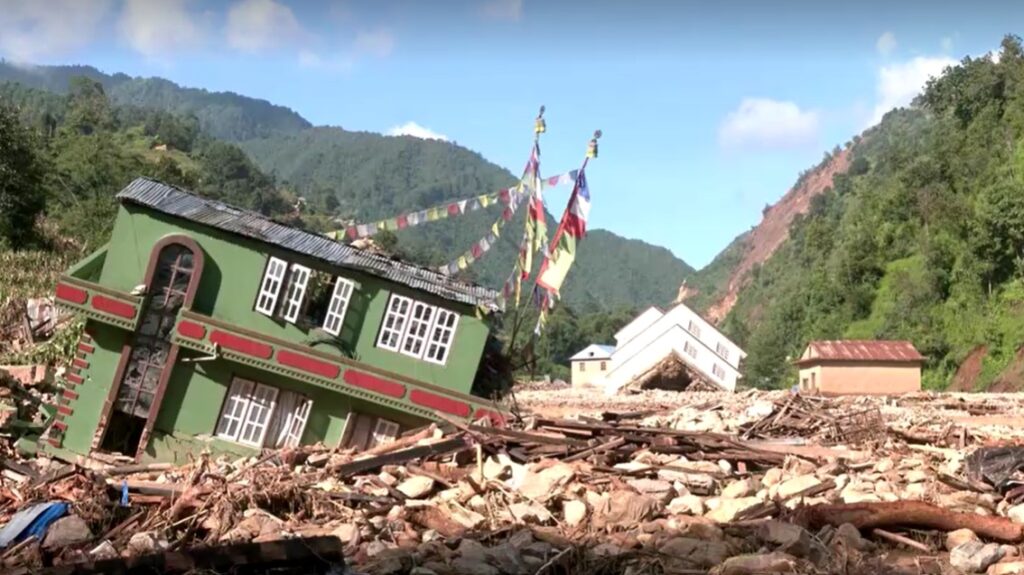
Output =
[
  {"x1": 0, "y1": 102, "x2": 46, "y2": 248},
  {"x1": 724, "y1": 34, "x2": 1024, "y2": 390}
]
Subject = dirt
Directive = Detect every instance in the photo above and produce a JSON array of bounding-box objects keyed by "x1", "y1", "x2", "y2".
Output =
[
  {"x1": 703, "y1": 148, "x2": 852, "y2": 323},
  {"x1": 990, "y1": 347, "x2": 1024, "y2": 392},
  {"x1": 950, "y1": 345, "x2": 987, "y2": 392}
]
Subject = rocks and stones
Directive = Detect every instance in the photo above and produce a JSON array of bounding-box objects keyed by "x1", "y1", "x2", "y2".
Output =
[
  {"x1": 42, "y1": 515, "x2": 92, "y2": 550},
  {"x1": 721, "y1": 478, "x2": 761, "y2": 499},
  {"x1": 627, "y1": 478, "x2": 674, "y2": 502},
  {"x1": 831, "y1": 523, "x2": 871, "y2": 551},
  {"x1": 989, "y1": 562, "x2": 1024, "y2": 575},
  {"x1": 776, "y1": 474, "x2": 823, "y2": 499},
  {"x1": 1007, "y1": 503, "x2": 1024, "y2": 524},
  {"x1": 667, "y1": 494, "x2": 706, "y2": 516},
  {"x1": 89, "y1": 541, "x2": 118, "y2": 561},
  {"x1": 517, "y1": 463, "x2": 575, "y2": 502},
  {"x1": 950, "y1": 540, "x2": 1005, "y2": 573}
]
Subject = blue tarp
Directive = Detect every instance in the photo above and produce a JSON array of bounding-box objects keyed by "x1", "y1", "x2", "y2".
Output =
[{"x1": 0, "y1": 501, "x2": 69, "y2": 547}]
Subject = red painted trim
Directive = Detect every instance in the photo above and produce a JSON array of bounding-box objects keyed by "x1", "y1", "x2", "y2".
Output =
[
  {"x1": 277, "y1": 350, "x2": 341, "y2": 379},
  {"x1": 210, "y1": 330, "x2": 273, "y2": 359},
  {"x1": 92, "y1": 295, "x2": 137, "y2": 319},
  {"x1": 65, "y1": 373, "x2": 84, "y2": 385},
  {"x1": 72, "y1": 358, "x2": 89, "y2": 369},
  {"x1": 47, "y1": 438, "x2": 61, "y2": 448},
  {"x1": 55, "y1": 283, "x2": 88, "y2": 305},
  {"x1": 78, "y1": 343, "x2": 95, "y2": 354},
  {"x1": 57, "y1": 405, "x2": 73, "y2": 416},
  {"x1": 52, "y1": 420, "x2": 68, "y2": 431},
  {"x1": 63, "y1": 389, "x2": 79, "y2": 401},
  {"x1": 177, "y1": 321, "x2": 207, "y2": 340},
  {"x1": 410, "y1": 389, "x2": 471, "y2": 417},
  {"x1": 473, "y1": 408, "x2": 508, "y2": 426},
  {"x1": 343, "y1": 370, "x2": 406, "y2": 399}
]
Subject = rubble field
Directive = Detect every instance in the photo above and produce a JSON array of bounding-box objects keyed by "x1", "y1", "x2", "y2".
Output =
[{"x1": 4, "y1": 388, "x2": 1024, "y2": 574}]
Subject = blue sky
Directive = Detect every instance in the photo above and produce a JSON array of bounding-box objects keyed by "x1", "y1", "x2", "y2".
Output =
[{"x1": 0, "y1": 1, "x2": 1018, "y2": 267}]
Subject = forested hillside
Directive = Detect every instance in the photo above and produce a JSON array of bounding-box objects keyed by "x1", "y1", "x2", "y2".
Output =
[
  {"x1": 0, "y1": 61, "x2": 311, "y2": 140},
  {"x1": 722, "y1": 36, "x2": 1024, "y2": 391}
]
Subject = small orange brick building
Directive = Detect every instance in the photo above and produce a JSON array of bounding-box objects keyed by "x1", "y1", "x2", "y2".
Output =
[{"x1": 794, "y1": 340, "x2": 924, "y2": 395}]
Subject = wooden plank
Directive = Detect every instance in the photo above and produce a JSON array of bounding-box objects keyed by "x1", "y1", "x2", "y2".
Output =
[
  {"x1": 331, "y1": 436, "x2": 470, "y2": 477},
  {"x1": 466, "y1": 424, "x2": 589, "y2": 447}
]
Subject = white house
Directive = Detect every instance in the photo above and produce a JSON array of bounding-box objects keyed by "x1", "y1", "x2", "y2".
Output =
[
  {"x1": 569, "y1": 344, "x2": 615, "y2": 388},
  {"x1": 571, "y1": 303, "x2": 746, "y2": 394}
]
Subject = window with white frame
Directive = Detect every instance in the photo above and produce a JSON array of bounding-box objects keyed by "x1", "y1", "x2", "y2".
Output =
[
  {"x1": 376, "y1": 294, "x2": 460, "y2": 364},
  {"x1": 684, "y1": 340, "x2": 698, "y2": 358},
  {"x1": 424, "y1": 308, "x2": 459, "y2": 364},
  {"x1": 400, "y1": 301, "x2": 435, "y2": 358},
  {"x1": 716, "y1": 342, "x2": 730, "y2": 361},
  {"x1": 686, "y1": 320, "x2": 701, "y2": 338},
  {"x1": 279, "y1": 264, "x2": 311, "y2": 323},
  {"x1": 216, "y1": 378, "x2": 312, "y2": 449},
  {"x1": 371, "y1": 418, "x2": 400, "y2": 448},
  {"x1": 712, "y1": 363, "x2": 726, "y2": 379},
  {"x1": 322, "y1": 277, "x2": 355, "y2": 336},
  {"x1": 255, "y1": 257, "x2": 287, "y2": 315},
  {"x1": 377, "y1": 294, "x2": 413, "y2": 351}
]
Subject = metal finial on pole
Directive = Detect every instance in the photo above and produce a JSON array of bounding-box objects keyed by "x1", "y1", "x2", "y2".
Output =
[{"x1": 587, "y1": 129, "x2": 602, "y2": 159}]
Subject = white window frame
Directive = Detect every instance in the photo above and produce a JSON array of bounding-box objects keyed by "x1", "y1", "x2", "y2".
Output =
[
  {"x1": 322, "y1": 277, "x2": 355, "y2": 336},
  {"x1": 217, "y1": 378, "x2": 280, "y2": 447},
  {"x1": 371, "y1": 418, "x2": 400, "y2": 448},
  {"x1": 377, "y1": 294, "x2": 413, "y2": 351},
  {"x1": 684, "y1": 340, "x2": 698, "y2": 358},
  {"x1": 279, "y1": 264, "x2": 311, "y2": 324},
  {"x1": 716, "y1": 342, "x2": 730, "y2": 361},
  {"x1": 712, "y1": 363, "x2": 726, "y2": 379},
  {"x1": 268, "y1": 391, "x2": 312, "y2": 449},
  {"x1": 255, "y1": 257, "x2": 288, "y2": 316},
  {"x1": 424, "y1": 308, "x2": 459, "y2": 365},
  {"x1": 687, "y1": 320, "x2": 701, "y2": 338},
  {"x1": 400, "y1": 301, "x2": 436, "y2": 359}
]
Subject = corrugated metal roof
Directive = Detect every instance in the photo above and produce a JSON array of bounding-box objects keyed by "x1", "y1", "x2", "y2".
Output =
[
  {"x1": 796, "y1": 340, "x2": 925, "y2": 364},
  {"x1": 116, "y1": 178, "x2": 502, "y2": 311}
]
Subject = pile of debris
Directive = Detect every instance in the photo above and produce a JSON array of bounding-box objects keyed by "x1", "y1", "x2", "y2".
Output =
[{"x1": 3, "y1": 400, "x2": 1024, "y2": 574}]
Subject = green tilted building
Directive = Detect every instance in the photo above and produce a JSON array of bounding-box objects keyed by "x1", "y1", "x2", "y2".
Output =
[{"x1": 44, "y1": 177, "x2": 507, "y2": 463}]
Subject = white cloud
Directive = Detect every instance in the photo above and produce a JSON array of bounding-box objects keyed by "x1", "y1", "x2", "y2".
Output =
[
  {"x1": 353, "y1": 28, "x2": 395, "y2": 58},
  {"x1": 481, "y1": 0, "x2": 523, "y2": 21},
  {"x1": 225, "y1": 0, "x2": 304, "y2": 53},
  {"x1": 718, "y1": 98, "x2": 820, "y2": 150},
  {"x1": 941, "y1": 36, "x2": 954, "y2": 53},
  {"x1": 868, "y1": 56, "x2": 957, "y2": 125},
  {"x1": 298, "y1": 49, "x2": 353, "y2": 72},
  {"x1": 387, "y1": 122, "x2": 449, "y2": 141},
  {"x1": 876, "y1": 31, "x2": 897, "y2": 56},
  {"x1": 0, "y1": 0, "x2": 110, "y2": 62},
  {"x1": 119, "y1": 0, "x2": 205, "y2": 59}
]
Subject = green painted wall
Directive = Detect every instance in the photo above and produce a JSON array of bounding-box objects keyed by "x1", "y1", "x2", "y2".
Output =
[
  {"x1": 60, "y1": 322, "x2": 128, "y2": 455},
  {"x1": 101, "y1": 205, "x2": 489, "y2": 395}
]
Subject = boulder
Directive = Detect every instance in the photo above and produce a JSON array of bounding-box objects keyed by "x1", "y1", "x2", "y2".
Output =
[
  {"x1": 762, "y1": 468, "x2": 783, "y2": 487},
  {"x1": 832, "y1": 523, "x2": 871, "y2": 551},
  {"x1": 42, "y1": 515, "x2": 92, "y2": 550},
  {"x1": 1008, "y1": 503, "x2": 1024, "y2": 524},
  {"x1": 451, "y1": 558, "x2": 499, "y2": 575},
  {"x1": 989, "y1": 562, "x2": 1024, "y2": 575},
  {"x1": 712, "y1": 552, "x2": 801, "y2": 575},
  {"x1": 904, "y1": 469, "x2": 929, "y2": 483},
  {"x1": 721, "y1": 478, "x2": 761, "y2": 499},
  {"x1": 667, "y1": 495, "x2": 705, "y2": 516},
  {"x1": 704, "y1": 497, "x2": 761, "y2": 523},
  {"x1": 776, "y1": 475, "x2": 823, "y2": 499},
  {"x1": 950, "y1": 540, "x2": 1004, "y2": 573},
  {"x1": 397, "y1": 476, "x2": 436, "y2": 499},
  {"x1": 627, "y1": 478, "x2": 674, "y2": 503},
  {"x1": 592, "y1": 490, "x2": 662, "y2": 530},
  {"x1": 89, "y1": 541, "x2": 118, "y2": 561},
  {"x1": 509, "y1": 502, "x2": 553, "y2": 524},
  {"x1": 563, "y1": 500, "x2": 587, "y2": 527},
  {"x1": 659, "y1": 537, "x2": 731, "y2": 568},
  {"x1": 518, "y1": 463, "x2": 575, "y2": 502},
  {"x1": 946, "y1": 528, "x2": 980, "y2": 551}
]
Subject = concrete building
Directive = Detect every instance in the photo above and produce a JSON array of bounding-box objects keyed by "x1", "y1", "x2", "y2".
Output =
[
  {"x1": 794, "y1": 340, "x2": 924, "y2": 395},
  {"x1": 572, "y1": 303, "x2": 746, "y2": 394},
  {"x1": 47, "y1": 178, "x2": 507, "y2": 463},
  {"x1": 569, "y1": 344, "x2": 615, "y2": 388}
]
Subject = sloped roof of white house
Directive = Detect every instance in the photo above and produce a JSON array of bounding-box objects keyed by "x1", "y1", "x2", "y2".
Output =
[{"x1": 570, "y1": 344, "x2": 616, "y2": 361}]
